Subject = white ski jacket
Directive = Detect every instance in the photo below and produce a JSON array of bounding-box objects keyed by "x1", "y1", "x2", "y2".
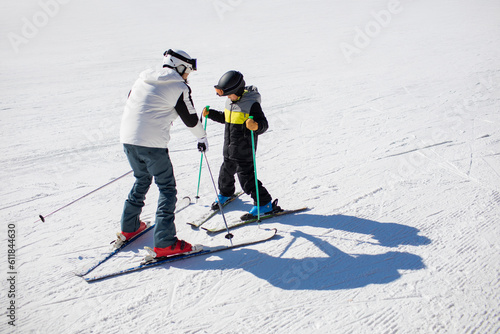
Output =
[{"x1": 120, "y1": 68, "x2": 206, "y2": 148}]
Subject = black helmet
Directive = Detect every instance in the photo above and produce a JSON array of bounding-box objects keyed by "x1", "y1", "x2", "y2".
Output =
[{"x1": 214, "y1": 70, "x2": 245, "y2": 96}]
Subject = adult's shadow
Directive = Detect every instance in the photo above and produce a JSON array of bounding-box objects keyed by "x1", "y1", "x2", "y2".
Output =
[
  {"x1": 280, "y1": 213, "x2": 432, "y2": 248},
  {"x1": 207, "y1": 230, "x2": 426, "y2": 290}
]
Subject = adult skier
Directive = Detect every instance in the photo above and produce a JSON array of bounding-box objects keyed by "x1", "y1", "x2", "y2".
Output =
[
  {"x1": 118, "y1": 49, "x2": 208, "y2": 258},
  {"x1": 202, "y1": 70, "x2": 276, "y2": 218}
]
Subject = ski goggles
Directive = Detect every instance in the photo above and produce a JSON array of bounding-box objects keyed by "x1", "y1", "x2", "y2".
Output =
[
  {"x1": 163, "y1": 49, "x2": 197, "y2": 71},
  {"x1": 215, "y1": 87, "x2": 225, "y2": 96}
]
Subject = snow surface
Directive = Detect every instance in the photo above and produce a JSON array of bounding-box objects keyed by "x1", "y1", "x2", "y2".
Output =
[{"x1": 1, "y1": 0, "x2": 500, "y2": 333}]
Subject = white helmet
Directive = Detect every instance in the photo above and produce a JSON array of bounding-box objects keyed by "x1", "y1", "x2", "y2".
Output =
[{"x1": 162, "y1": 49, "x2": 197, "y2": 75}]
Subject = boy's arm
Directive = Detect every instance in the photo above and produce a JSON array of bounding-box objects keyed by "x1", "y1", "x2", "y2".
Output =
[
  {"x1": 248, "y1": 102, "x2": 268, "y2": 135},
  {"x1": 204, "y1": 107, "x2": 225, "y2": 124}
]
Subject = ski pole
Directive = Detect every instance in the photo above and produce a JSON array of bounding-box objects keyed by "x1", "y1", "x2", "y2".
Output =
[
  {"x1": 195, "y1": 106, "x2": 209, "y2": 202},
  {"x1": 36, "y1": 170, "x2": 133, "y2": 223},
  {"x1": 249, "y1": 116, "x2": 261, "y2": 222},
  {"x1": 203, "y1": 152, "x2": 234, "y2": 244}
]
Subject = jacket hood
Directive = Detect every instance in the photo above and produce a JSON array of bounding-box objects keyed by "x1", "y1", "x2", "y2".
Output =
[{"x1": 241, "y1": 85, "x2": 261, "y2": 103}]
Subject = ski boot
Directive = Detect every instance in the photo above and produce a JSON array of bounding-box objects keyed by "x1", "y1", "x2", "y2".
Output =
[
  {"x1": 143, "y1": 239, "x2": 202, "y2": 262},
  {"x1": 114, "y1": 221, "x2": 149, "y2": 248},
  {"x1": 211, "y1": 194, "x2": 232, "y2": 211},
  {"x1": 240, "y1": 199, "x2": 282, "y2": 221}
]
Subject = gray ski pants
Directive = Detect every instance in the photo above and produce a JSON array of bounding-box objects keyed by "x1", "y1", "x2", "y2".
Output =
[{"x1": 121, "y1": 144, "x2": 177, "y2": 248}]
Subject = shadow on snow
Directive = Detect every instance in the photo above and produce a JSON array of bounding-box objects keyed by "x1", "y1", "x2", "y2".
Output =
[{"x1": 184, "y1": 213, "x2": 430, "y2": 291}]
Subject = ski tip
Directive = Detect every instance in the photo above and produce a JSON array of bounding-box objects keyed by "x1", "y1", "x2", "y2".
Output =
[
  {"x1": 263, "y1": 227, "x2": 278, "y2": 235},
  {"x1": 187, "y1": 222, "x2": 200, "y2": 229},
  {"x1": 84, "y1": 276, "x2": 104, "y2": 283},
  {"x1": 201, "y1": 226, "x2": 215, "y2": 234}
]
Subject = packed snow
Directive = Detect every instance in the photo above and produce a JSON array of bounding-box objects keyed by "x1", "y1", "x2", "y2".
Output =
[{"x1": 1, "y1": 0, "x2": 499, "y2": 333}]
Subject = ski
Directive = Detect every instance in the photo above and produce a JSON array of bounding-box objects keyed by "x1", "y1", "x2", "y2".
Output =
[
  {"x1": 83, "y1": 228, "x2": 278, "y2": 282},
  {"x1": 202, "y1": 207, "x2": 308, "y2": 234},
  {"x1": 75, "y1": 196, "x2": 192, "y2": 277},
  {"x1": 187, "y1": 191, "x2": 243, "y2": 229}
]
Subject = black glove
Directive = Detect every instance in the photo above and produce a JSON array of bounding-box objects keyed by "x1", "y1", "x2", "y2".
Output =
[{"x1": 197, "y1": 137, "x2": 208, "y2": 152}]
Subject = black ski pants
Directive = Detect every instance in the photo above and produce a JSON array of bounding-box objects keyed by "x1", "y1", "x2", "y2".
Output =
[{"x1": 218, "y1": 158, "x2": 272, "y2": 206}]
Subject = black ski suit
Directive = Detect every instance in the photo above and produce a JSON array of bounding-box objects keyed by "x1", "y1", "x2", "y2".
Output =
[{"x1": 206, "y1": 86, "x2": 272, "y2": 206}]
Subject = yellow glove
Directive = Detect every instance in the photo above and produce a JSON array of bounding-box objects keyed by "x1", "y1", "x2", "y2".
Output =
[{"x1": 246, "y1": 118, "x2": 258, "y2": 131}]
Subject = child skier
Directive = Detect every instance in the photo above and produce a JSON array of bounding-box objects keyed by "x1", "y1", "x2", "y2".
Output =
[{"x1": 203, "y1": 70, "x2": 277, "y2": 219}]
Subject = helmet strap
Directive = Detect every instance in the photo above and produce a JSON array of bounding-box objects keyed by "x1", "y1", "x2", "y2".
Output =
[{"x1": 176, "y1": 65, "x2": 187, "y2": 76}]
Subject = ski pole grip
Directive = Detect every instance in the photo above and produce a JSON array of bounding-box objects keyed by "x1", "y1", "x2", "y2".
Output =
[
  {"x1": 204, "y1": 105, "x2": 210, "y2": 119},
  {"x1": 248, "y1": 116, "x2": 257, "y2": 132}
]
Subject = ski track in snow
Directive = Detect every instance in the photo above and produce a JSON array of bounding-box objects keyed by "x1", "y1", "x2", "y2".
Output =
[{"x1": 2, "y1": 0, "x2": 500, "y2": 333}]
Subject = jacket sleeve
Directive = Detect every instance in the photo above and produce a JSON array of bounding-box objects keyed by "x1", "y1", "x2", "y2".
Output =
[
  {"x1": 174, "y1": 87, "x2": 206, "y2": 139},
  {"x1": 249, "y1": 102, "x2": 268, "y2": 135},
  {"x1": 206, "y1": 108, "x2": 225, "y2": 124}
]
